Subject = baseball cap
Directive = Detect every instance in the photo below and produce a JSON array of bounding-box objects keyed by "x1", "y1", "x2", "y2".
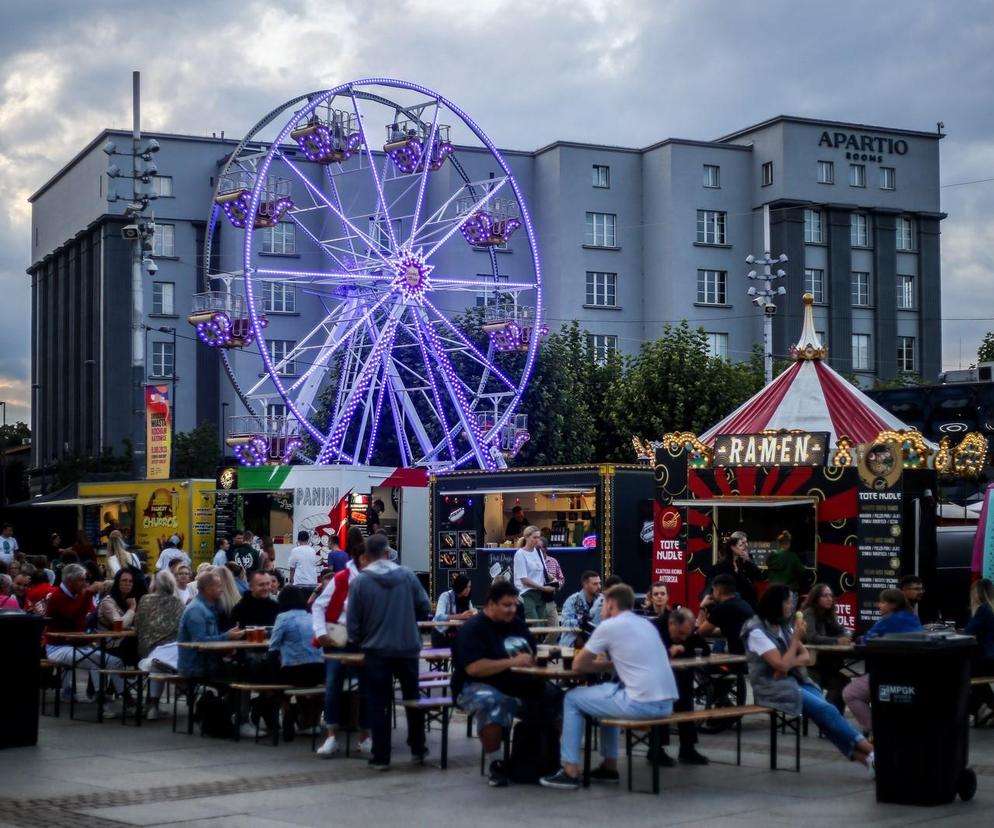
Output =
[{"x1": 169, "y1": 534, "x2": 181, "y2": 546}]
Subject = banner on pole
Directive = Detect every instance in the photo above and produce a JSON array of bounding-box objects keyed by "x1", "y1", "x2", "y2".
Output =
[
  {"x1": 971, "y1": 482, "x2": 994, "y2": 581},
  {"x1": 145, "y1": 384, "x2": 172, "y2": 480}
]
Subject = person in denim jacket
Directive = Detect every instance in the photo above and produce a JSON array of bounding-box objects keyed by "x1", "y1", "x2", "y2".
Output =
[{"x1": 177, "y1": 569, "x2": 245, "y2": 678}]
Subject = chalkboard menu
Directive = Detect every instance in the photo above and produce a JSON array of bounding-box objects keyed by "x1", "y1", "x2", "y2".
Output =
[
  {"x1": 856, "y1": 442, "x2": 904, "y2": 628},
  {"x1": 214, "y1": 492, "x2": 238, "y2": 545}
]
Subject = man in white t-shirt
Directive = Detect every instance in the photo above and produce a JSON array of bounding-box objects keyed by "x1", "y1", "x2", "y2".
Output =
[
  {"x1": 541, "y1": 583, "x2": 678, "y2": 790},
  {"x1": 0, "y1": 523, "x2": 18, "y2": 565},
  {"x1": 155, "y1": 536, "x2": 191, "y2": 571},
  {"x1": 288, "y1": 530, "x2": 324, "y2": 586}
]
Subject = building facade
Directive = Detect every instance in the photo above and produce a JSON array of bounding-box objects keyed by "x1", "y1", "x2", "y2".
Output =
[{"x1": 28, "y1": 115, "x2": 943, "y2": 473}]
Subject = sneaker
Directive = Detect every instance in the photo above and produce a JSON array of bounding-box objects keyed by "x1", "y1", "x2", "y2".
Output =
[
  {"x1": 102, "y1": 702, "x2": 121, "y2": 720},
  {"x1": 588, "y1": 765, "x2": 620, "y2": 784},
  {"x1": 357, "y1": 737, "x2": 373, "y2": 754},
  {"x1": 316, "y1": 736, "x2": 340, "y2": 757},
  {"x1": 368, "y1": 759, "x2": 390, "y2": 771},
  {"x1": 539, "y1": 768, "x2": 581, "y2": 790},
  {"x1": 679, "y1": 748, "x2": 710, "y2": 766},
  {"x1": 488, "y1": 759, "x2": 509, "y2": 787},
  {"x1": 145, "y1": 705, "x2": 161, "y2": 722},
  {"x1": 61, "y1": 692, "x2": 94, "y2": 704},
  {"x1": 646, "y1": 748, "x2": 676, "y2": 767},
  {"x1": 239, "y1": 722, "x2": 259, "y2": 739},
  {"x1": 866, "y1": 751, "x2": 875, "y2": 779}
]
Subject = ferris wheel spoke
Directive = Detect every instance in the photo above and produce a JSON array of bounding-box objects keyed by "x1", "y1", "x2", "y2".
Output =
[
  {"x1": 348, "y1": 89, "x2": 400, "y2": 252},
  {"x1": 421, "y1": 178, "x2": 509, "y2": 261},
  {"x1": 422, "y1": 298, "x2": 516, "y2": 392},
  {"x1": 277, "y1": 152, "x2": 392, "y2": 269},
  {"x1": 284, "y1": 214, "x2": 353, "y2": 276},
  {"x1": 408, "y1": 102, "x2": 441, "y2": 247},
  {"x1": 408, "y1": 176, "x2": 508, "y2": 250},
  {"x1": 409, "y1": 308, "x2": 457, "y2": 461},
  {"x1": 430, "y1": 277, "x2": 534, "y2": 291},
  {"x1": 323, "y1": 166, "x2": 360, "y2": 262}
]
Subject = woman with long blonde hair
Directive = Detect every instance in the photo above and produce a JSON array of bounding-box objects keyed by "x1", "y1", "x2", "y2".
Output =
[
  {"x1": 107, "y1": 530, "x2": 141, "y2": 576},
  {"x1": 215, "y1": 565, "x2": 242, "y2": 630},
  {"x1": 512, "y1": 525, "x2": 552, "y2": 620}
]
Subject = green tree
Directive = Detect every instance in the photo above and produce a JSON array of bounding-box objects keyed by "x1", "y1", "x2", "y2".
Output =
[
  {"x1": 872, "y1": 372, "x2": 929, "y2": 390},
  {"x1": 978, "y1": 332, "x2": 994, "y2": 364},
  {"x1": 54, "y1": 439, "x2": 133, "y2": 489},
  {"x1": 172, "y1": 421, "x2": 220, "y2": 478}
]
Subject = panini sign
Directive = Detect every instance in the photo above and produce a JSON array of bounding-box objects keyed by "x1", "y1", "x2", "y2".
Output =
[{"x1": 713, "y1": 432, "x2": 829, "y2": 467}]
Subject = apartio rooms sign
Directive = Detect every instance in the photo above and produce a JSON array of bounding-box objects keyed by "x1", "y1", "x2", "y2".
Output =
[{"x1": 818, "y1": 131, "x2": 909, "y2": 163}]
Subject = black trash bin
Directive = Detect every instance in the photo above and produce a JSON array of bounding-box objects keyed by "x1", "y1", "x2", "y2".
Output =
[
  {"x1": 863, "y1": 631, "x2": 977, "y2": 805},
  {"x1": 0, "y1": 612, "x2": 46, "y2": 748}
]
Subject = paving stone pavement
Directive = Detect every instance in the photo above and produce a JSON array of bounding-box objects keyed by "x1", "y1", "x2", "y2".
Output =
[{"x1": 1, "y1": 704, "x2": 992, "y2": 827}]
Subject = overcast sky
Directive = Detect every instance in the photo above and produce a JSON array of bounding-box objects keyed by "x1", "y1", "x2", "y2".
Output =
[{"x1": 2, "y1": 0, "x2": 993, "y2": 425}]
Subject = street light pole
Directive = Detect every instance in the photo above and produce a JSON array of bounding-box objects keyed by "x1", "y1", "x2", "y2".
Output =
[
  {"x1": 0, "y1": 401, "x2": 6, "y2": 507},
  {"x1": 746, "y1": 203, "x2": 788, "y2": 384}
]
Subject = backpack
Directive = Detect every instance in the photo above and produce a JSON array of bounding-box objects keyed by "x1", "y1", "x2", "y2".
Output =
[
  {"x1": 508, "y1": 719, "x2": 561, "y2": 784},
  {"x1": 194, "y1": 689, "x2": 235, "y2": 738}
]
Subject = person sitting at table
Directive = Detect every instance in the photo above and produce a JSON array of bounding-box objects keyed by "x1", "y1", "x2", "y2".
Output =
[
  {"x1": 966, "y1": 578, "x2": 994, "y2": 718},
  {"x1": 708, "y1": 532, "x2": 765, "y2": 610},
  {"x1": 230, "y1": 570, "x2": 280, "y2": 629},
  {"x1": 225, "y1": 561, "x2": 250, "y2": 595},
  {"x1": 842, "y1": 588, "x2": 922, "y2": 734},
  {"x1": 642, "y1": 580, "x2": 669, "y2": 621},
  {"x1": 170, "y1": 559, "x2": 197, "y2": 605},
  {"x1": 743, "y1": 584, "x2": 875, "y2": 772},
  {"x1": 900, "y1": 574, "x2": 927, "y2": 619},
  {"x1": 136, "y1": 568, "x2": 185, "y2": 720},
  {"x1": 25, "y1": 568, "x2": 57, "y2": 615},
  {"x1": 452, "y1": 579, "x2": 545, "y2": 788},
  {"x1": 559, "y1": 570, "x2": 603, "y2": 648},
  {"x1": 800, "y1": 583, "x2": 853, "y2": 713},
  {"x1": 268, "y1": 586, "x2": 325, "y2": 740},
  {"x1": 541, "y1": 583, "x2": 678, "y2": 790},
  {"x1": 513, "y1": 526, "x2": 554, "y2": 621},
  {"x1": 0, "y1": 573, "x2": 18, "y2": 609},
  {"x1": 697, "y1": 574, "x2": 755, "y2": 655},
  {"x1": 313, "y1": 542, "x2": 371, "y2": 757},
  {"x1": 346, "y1": 533, "x2": 432, "y2": 770},
  {"x1": 215, "y1": 565, "x2": 243, "y2": 631},
  {"x1": 177, "y1": 569, "x2": 246, "y2": 680},
  {"x1": 45, "y1": 563, "x2": 125, "y2": 717},
  {"x1": 652, "y1": 606, "x2": 710, "y2": 767},
  {"x1": 12, "y1": 570, "x2": 31, "y2": 610},
  {"x1": 432, "y1": 574, "x2": 476, "y2": 648},
  {"x1": 97, "y1": 568, "x2": 146, "y2": 666}
]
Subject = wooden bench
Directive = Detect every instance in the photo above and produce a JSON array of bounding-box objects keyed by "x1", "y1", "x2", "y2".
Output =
[
  {"x1": 39, "y1": 658, "x2": 66, "y2": 717},
  {"x1": 418, "y1": 677, "x2": 450, "y2": 697},
  {"x1": 96, "y1": 668, "x2": 148, "y2": 727},
  {"x1": 401, "y1": 697, "x2": 454, "y2": 768},
  {"x1": 584, "y1": 704, "x2": 799, "y2": 794},
  {"x1": 148, "y1": 674, "x2": 224, "y2": 735},
  {"x1": 229, "y1": 683, "x2": 294, "y2": 745},
  {"x1": 419, "y1": 671, "x2": 451, "y2": 682}
]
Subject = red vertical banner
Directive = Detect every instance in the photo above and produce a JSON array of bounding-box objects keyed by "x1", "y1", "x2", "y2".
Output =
[
  {"x1": 145, "y1": 384, "x2": 172, "y2": 480},
  {"x1": 652, "y1": 502, "x2": 688, "y2": 606}
]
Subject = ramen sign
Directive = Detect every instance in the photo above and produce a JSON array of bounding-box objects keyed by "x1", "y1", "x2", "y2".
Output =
[{"x1": 713, "y1": 432, "x2": 829, "y2": 467}]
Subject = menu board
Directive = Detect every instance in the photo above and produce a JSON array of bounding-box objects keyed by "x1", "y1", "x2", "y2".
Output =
[
  {"x1": 214, "y1": 492, "x2": 239, "y2": 545},
  {"x1": 856, "y1": 442, "x2": 904, "y2": 629}
]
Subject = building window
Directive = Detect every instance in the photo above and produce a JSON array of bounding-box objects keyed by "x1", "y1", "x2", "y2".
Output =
[
  {"x1": 152, "y1": 281, "x2": 175, "y2": 315},
  {"x1": 897, "y1": 274, "x2": 915, "y2": 309},
  {"x1": 585, "y1": 271, "x2": 617, "y2": 307},
  {"x1": 151, "y1": 223, "x2": 175, "y2": 257},
  {"x1": 263, "y1": 281, "x2": 296, "y2": 313},
  {"x1": 149, "y1": 175, "x2": 173, "y2": 197},
  {"x1": 896, "y1": 216, "x2": 914, "y2": 251},
  {"x1": 592, "y1": 165, "x2": 610, "y2": 188},
  {"x1": 150, "y1": 341, "x2": 175, "y2": 378},
  {"x1": 697, "y1": 270, "x2": 727, "y2": 305},
  {"x1": 849, "y1": 164, "x2": 866, "y2": 187},
  {"x1": 850, "y1": 213, "x2": 869, "y2": 247},
  {"x1": 761, "y1": 161, "x2": 773, "y2": 186},
  {"x1": 703, "y1": 164, "x2": 720, "y2": 188},
  {"x1": 852, "y1": 334, "x2": 871, "y2": 371},
  {"x1": 261, "y1": 222, "x2": 295, "y2": 255},
  {"x1": 880, "y1": 167, "x2": 896, "y2": 190},
  {"x1": 584, "y1": 212, "x2": 617, "y2": 247},
  {"x1": 851, "y1": 272, "x2": 871, "y2": 307},
  {"x1": 897, "y1": 336, "x2": 916, "y2": 372},
  {"x1": 267, "y1": 403, "x2": 288, "y2": 421},
  {"x1": 804, "y1": 268, "x2": 826, "y2": 303},
  {"x1": 696, "y1": 210, "x2": 726, "y2": 245},
  {"x1": 588, "y1": 334, "x2": 617, "y2": 365},
  {"x1": 268, "y1": 339, "x2": 296, "y2": 375},
  {"x1": 706, "y1": 332, "x2": 729, "y2": 360},
  {"x1": 817, "y1": 160, "x2": 835, "y2": 184},
  {"x1": 803, "y1": 209, "x2": 824, "y2": 244}
]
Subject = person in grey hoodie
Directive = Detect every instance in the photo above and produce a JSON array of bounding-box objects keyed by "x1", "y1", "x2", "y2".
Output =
[{"x1": 346, "y1": 533, "x2": 432, "y2": 769}]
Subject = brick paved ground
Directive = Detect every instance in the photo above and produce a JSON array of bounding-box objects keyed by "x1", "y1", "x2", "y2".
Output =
[{"x1": 0, "y1": 702, "x2": 991, "y2": 827}]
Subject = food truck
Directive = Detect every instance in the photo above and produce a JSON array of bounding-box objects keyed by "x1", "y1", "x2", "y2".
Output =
[
  {"x1": 429, "y1": 465, "x2": 655, "y2": 602},
  {"x1": 214, "y1": 464, "x2": 430, "y2": 572}
]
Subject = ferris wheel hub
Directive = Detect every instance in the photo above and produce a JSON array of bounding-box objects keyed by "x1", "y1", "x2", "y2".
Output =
[{"x1": 390, "y1": 248, "x2": 434, "y2": 301}]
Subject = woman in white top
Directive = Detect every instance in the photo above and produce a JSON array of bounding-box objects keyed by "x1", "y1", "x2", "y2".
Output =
[
  {"x1": 512, "y1": 525, "x2": 553, "y2": 620},
  {"x1": 106, "y1": 530, "x2": 142, "y2": 576},
  {"x1": 172, "y1": 561, "x2": 197, "y2": 605}
]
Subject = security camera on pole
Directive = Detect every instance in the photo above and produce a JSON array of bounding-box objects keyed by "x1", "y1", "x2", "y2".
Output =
[
  {"x1": 746, "y1": 204, "x2": 788, "y2": 385},
  {"x1": 104, "y1": 71, "x2": 161, "y2": 478}
]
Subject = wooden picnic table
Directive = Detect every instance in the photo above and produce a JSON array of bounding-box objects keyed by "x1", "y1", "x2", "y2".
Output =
[
  {"x1": 510, "y1": 664, "x2": 587, "y2": 681},
  {"x1": 805, "y1": 643, "x2": 858, "y2": 655},
  {"x1": 417, "y1": 620, "x2": 464, "y2": 629},
  {"x1": 323, "y1": 652, "x2": 365, "y2": 666},
  {"x1": 528, "y1": 626, "x2": 581, "y2": 636},
  {"x1": 670, "y1": 653, "x2": 747, "y2": 670},
  {"x1": 46, "y1": 630, "x2": 137, "y2": 722},
  {"x1": 47, "y1": 630, "x2": 136, "y2": 643},
  {"x1": 177, "y1": 639, "x2": 271, "y2": 651}
]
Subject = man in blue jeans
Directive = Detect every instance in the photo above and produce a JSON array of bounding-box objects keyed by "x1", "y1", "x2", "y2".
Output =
[
  {"x1": 541, "y1": 583, "x2": 679, "y2": 790},
  {"x1": 346, "y1": 533, "x2": 432, "y2": 770}
]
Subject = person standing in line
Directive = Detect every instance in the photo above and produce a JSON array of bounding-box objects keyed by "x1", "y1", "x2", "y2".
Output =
[
  {"x1": 155, "y1": 535, "x2": 190, "y2": 572},
  {"x1": 107, "y1": 530, "x2": 143, "y2": 576},
  {"x1": 538, "y1": 541, "x2": 565, "y2": 642},
  {"x1": 326, "y1": 537, "x2": 348, "y2": 573},
  {"x1": 766, "y1": 530, "x2": 805, "y2": 605},
  {"x1": 213, "y1": 538, "x2": 230, "y2": 567},
  {"x1": 0, "y1": 523, "x2": 19, "y2": 567},
  {"x1": 513, "y1": 526, "x2": 553, "y2": 621},
  {"x1": 346, "y1": 533, "x2": 431, "y2": 770},
  {"x1": 227, "y1": 530, "x2": 262, "y2": 573},
  {"x1": 288, "y1": 530, "x2": 324, "y2": 589},
  {"x1": 708, "y1": 532, "x2": 765, "y2": 610}
]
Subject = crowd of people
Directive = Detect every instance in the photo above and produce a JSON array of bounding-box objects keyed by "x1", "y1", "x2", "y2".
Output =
[{"x1": 3, "y1": 517, "x2": 994, "y2": 790}]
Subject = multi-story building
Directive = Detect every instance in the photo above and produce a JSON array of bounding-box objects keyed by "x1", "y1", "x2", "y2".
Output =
[{"x1": 28, "y1": 115, "x2": 943, "y2": 473}]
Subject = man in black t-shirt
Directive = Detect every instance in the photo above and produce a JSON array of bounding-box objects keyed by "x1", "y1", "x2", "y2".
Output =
[
  {"x1": 227, "y1": 529, "x2": 262, "y2": 573},
  {"x1": 696, "y1": 573, "x2": 755, "y2": 656},
  {"x1": 453, "y1": 580, "x2": 543, "y2": 787}
]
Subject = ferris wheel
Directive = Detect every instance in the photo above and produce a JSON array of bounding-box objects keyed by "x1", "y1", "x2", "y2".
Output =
[{"x1": 191, "y1": 79, "x2": 544, "y2": 472}]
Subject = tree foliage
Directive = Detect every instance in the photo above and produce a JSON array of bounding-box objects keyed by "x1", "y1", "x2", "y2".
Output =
[
  {"x1": 979, "y1": 332, "x2": 994, "y2": 364},
  {"x1": 172, "y1": 421, "x2": 220, "y2": 478}
]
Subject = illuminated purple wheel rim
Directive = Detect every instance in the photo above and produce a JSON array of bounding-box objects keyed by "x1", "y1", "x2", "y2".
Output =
[{"x1": 214, "y1": 79, "x2": 543, "y2": 472}]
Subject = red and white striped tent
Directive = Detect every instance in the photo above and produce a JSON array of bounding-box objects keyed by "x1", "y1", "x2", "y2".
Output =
[{"x1": 701, "y1": 294, "x2": 931, "y2": 449}]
